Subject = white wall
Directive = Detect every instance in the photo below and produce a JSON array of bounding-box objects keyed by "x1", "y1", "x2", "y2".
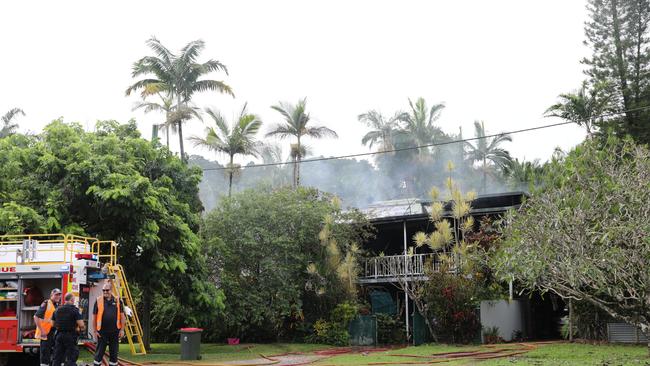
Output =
[{"x1": 480, "y1": 300, "x2": 524, "y2": 342}]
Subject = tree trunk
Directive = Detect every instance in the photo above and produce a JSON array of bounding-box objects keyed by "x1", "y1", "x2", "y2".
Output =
[
  {"x1": 291, "y1": 157, "x2": 297, "y2": 188},
  {"x1": 568, "y1": 298, "x2": 574, "y2": 342},
  {"x1": 296, "y1": 137, "x2": 301, "y2": 187},
  {"x1": 142, "y1": 287, "x2": 152, "y2": 351},
  {"x1": 483, "y1": 157, "x2": 487, "y2": 193},
  {"x1": 610, "y1": 0, "x2": 632, "y2": 124},
  {"x1": 166, "y1": 123, "x2": 170, "y2": 149},
  {"x1": 412, "y1": 296, "x2": 438, "y2": 343},
  {"x1": 228, "y1": 155, "x2": 234, "y2": 197},
  {"x1": 176, "y1": 95, "x2": 186, "y2": 163}
]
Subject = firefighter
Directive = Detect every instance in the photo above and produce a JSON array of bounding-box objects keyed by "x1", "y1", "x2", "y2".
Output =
[
  {"x1": 51, "y1": 293, "x2": 84, "y2": 366},
  {"x1": 34, "y1": 288, "x2": 62, "y2": 366},
  {"x1": 93, "y1": 282, "x2": 126, "y2": 366}
]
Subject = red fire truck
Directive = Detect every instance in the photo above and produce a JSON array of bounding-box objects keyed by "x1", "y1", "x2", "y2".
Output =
[{"x1": 0, "y1": 234, "x2": 145, "y2": 364}]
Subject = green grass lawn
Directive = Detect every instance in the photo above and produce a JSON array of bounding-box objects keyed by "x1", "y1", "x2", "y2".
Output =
[
  {"x1": 479, "y1": 343, "x2": 650, "y2": 366},
  {"x1": 79, "y1": 342, "x2": 649, "y2": 365},
  {"x1": 80, "y1": 342, "x2": 329, "y2": 363},
  {"x1": 315, "y1": 343, "x2": 650, "y2": 366}
]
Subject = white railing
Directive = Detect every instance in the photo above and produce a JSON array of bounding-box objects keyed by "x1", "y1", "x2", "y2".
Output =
[{"x1": 362, "y1": 253, "x2": 441, "y2": 279}]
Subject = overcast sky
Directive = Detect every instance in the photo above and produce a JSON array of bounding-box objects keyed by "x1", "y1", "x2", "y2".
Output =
[{"x1": 1, "y1": 0, "x2": 589, "y2": 165}]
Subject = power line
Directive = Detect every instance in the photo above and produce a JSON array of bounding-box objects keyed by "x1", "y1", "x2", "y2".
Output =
[{"x1": 199, "y1": 105, "x2": 650, "y2": 172}]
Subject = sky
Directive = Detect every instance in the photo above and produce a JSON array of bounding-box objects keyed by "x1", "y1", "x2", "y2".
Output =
[{"x1": 0, "y1": 0, "x2": 590, "y2": 166}]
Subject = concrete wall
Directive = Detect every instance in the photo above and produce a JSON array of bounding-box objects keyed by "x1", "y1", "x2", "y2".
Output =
[{"x1": 480, "y1": 300, "x2": 524, "y2": 342}]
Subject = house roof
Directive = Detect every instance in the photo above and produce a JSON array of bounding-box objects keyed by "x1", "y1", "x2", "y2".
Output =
[{"x1": 360, "y1": 191, "x2": 527, "y2": 223}]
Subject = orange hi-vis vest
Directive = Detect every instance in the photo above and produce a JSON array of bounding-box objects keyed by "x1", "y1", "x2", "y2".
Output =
[
  {"x1": 35, "y1": 300, "x2": 55, "y2": 338},
  {"x1": 95, "y1": 296, "x2": 122, "y2": 331}
]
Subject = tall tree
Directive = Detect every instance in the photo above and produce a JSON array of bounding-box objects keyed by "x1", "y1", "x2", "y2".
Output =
[
  {"x1": 493, "y1": 135, "x2": 650, "y2": 354},
  {"x1": 126, "y1": 37, "x2": 233, "y2": 162},
  {"x1": 403, "y1": 98, "x2": 445, "y2": 154},
  {"x1": 464, "y1": 121, "x2": 513, "y2": 193},
  {"x1": 0, "y1": 108, "x2": 24, "y2": 138},
  {"x1": 583, "y1": 0, "x2": 650, "y2": 143},
  {"x1": 545, "y1": 82, "x2": 612, "y2": 135},
  {"x1": 0, "y1": 120, "x2": 223, "y2": 349},
  {"x1": 133, "y1": 93, "x2": 201, "y2": 148},
  {"x1": 266, "y1": 98, "x2": 337, "y2": 187},
  {"x1": 190, "y1": 104, "x2": 262, "y2": 196},
  {"x1": 358, "y1": 110, "x2": 407, "y2": 152}
]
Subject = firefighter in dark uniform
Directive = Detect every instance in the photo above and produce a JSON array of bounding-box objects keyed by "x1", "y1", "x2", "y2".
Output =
[
  {"x1": 51, "y1": 293, "x2": 85, "y2": 366},
  {"x1": 34, "y1": 288, "x2": 61, "y2": 366},
  {"x1": 93, "y1": 282, "x2": 126, "y2": 366}
]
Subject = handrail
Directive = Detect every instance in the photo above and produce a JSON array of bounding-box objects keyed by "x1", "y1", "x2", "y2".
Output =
[
  {"x1": 362, "y1": 253, "x2": 440, "y2": 279},
  {"x1": 0, "y1": 234, "x2": 117, "y2": 266}
]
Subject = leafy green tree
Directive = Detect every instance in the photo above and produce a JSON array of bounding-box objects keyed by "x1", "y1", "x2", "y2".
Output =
[
  {"x1": 493, "y1": 135, "x2": 650, "y2": 354},
  {"x1": 0, "y1": 108, "x2": 24, "y2": 138},
  {"x1": 0, "y1": 120, "x2": 224, "y2": 348},
  {"x1": 464, "y1": 121, "x2": 513, "y2": 193},
  {"x1": 126, "y1": 37, "x2": 233, "y2": 161},
  {"x1": 583, "y1": 0, "x2": 650, "y2": 143},
  {"x1": 545, "y1": 82, "x2": 612, "y2": 135},
  {"x1": 266, "y1": 98, "x2": 338, "y2": 187},
  {"x1": 358, "y1": 110, "x2": 407, "y2": 152},
  {"x1": 190, "y1": 104, "x2": 263, "y2": 196},
  {"x1": 201, "y1": 187, "x2": 372, "y2": 341}
]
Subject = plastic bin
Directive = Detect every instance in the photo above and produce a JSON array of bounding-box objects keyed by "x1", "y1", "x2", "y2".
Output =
[{"x1": 179, "y1": 327, "x2": 202, "y2": 360}]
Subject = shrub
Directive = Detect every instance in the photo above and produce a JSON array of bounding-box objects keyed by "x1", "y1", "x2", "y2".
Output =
[
  {"x1": 306, "y1": 302, "x2": 359, "y2": 346},
  {"x1": 330, "y1": 301, "x2": 358, "y2": 325},
  {"x1": 306, "y1": 319, "x2": 350, "y2": 346},
  {"x1": 425, "y1": 270, "x2": 481, "y2": 344},
  {"x1": 376, "y1": 313, "x2": 405, "y2": 344},
  {"x1": 483, "y1": 326, "x2": 501, "y2": 344}
]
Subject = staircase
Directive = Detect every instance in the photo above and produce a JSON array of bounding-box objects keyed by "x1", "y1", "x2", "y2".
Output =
[{"x1": 108, "y1": 264, "x2": 147, "y2": 355}]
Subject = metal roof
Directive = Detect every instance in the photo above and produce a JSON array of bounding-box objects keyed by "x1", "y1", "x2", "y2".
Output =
[{"x1": 360, "y1": 191, "x2": 527, "y2": 223}]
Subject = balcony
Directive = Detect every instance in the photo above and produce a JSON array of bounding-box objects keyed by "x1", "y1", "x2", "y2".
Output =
[{"x1": 358, "y1": 253, "x2": 441, "y2": 284}]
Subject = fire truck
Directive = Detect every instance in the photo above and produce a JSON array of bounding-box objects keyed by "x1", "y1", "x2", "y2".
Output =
[{"x1": 0, "y1": 234, "x2": 145, "y2": 364}]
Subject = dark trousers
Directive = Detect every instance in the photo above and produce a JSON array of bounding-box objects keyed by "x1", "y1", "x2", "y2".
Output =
[
  {"x1": 52, "y1": 331, "x2": 79, "y2": 366},
  {"x1": 39, "y1": 331, "x2": 55, "y2": 366},
  {"x1": 94, "y1": 331, "x2": 119, "y2": 366}
]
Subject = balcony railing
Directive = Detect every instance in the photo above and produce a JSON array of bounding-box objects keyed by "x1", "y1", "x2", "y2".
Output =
[{"x1": 361, "y1": 253, "x2": 441, "y2": 281}]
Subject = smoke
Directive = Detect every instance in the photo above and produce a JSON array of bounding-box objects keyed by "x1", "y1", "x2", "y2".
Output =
[{"x1": 190, "y1": 141, "x2": 524, "y2": 213}]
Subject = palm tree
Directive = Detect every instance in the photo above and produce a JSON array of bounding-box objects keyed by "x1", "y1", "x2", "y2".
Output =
[
  {"x1": 403, "y1": 98, "x2": 446, "y2": 154},
  {"x1": 266, "y1": 98, "x2": 337, "y2": 187},
  {"x1": 126, "y1": 37, "x2": 233, "y2": 162},
  {"x1": 1, "y1": 108, "x2": 25, "y2": 138},
  {"x1": 189, "y1": 103, "x2": 262, "y2": 196},
  {"x1": 133, "y1": 93, "x2": 201, "y2": 149},
  {"x1": 545, "y1": 82, "x2": 611, "y2": 136},
  {"x1": 503, "y1": 158, "x2": 545, "y2": 190},
  {"x1": 464, "y1": 121, "x2": 513, "y2": 193},
  {"x1": 358, "y1": 110, "x2": 407, "y2": 152}
]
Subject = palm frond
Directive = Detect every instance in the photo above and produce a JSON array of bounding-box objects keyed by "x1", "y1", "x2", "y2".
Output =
[
  {"x1": 2, "y1": 108, "x2": 25, "y2": 124},
  {"x1": 191, "y1": 80, "x2": 234, "y2": 97},
  {"x1": 265, "y1": 124, "x2": 297, "y2": 138},
  {"x1": 205, "y1": 108, "x2": 230, "y2": 136},
  {"x1": 179, "y1": 39, "x2": 205, "y2": 63},
  {"x1": 306, "y1": 126, "x2": 338, "y2": 139},
  {"x1": 145, "y1": 37, "x2": 174, "y2": 65},
  {"x1": 200, "y1": 59, "x2": 229, "y2": 75}
]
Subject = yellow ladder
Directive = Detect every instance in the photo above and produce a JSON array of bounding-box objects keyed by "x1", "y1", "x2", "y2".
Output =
[{"x1": 108, "y1": 264, "x2": 147, "y2": 355}]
